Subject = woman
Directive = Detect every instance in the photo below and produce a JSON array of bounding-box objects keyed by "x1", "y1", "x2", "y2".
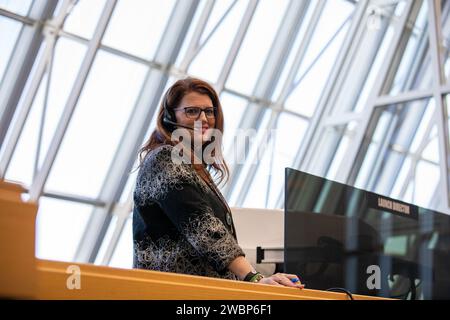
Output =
[{"x1": 133, "y1": 77, "x2": 304, "y2": 288}]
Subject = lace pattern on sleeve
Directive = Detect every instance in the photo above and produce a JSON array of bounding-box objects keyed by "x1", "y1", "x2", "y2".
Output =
[
  {"x1": 181, "y1": 206, "x2": 245, "y2": 271},
  {"x1": 134, "y1": 235, "x2": 239, "y2": 280}
]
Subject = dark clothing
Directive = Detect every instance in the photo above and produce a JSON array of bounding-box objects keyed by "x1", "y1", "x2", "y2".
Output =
[{"x1": 132, "y1": 145, "x2": 245, "y2": 280}]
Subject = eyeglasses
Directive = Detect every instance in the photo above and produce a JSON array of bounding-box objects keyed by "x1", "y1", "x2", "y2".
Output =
[{"x1": 174, "y1": 106, "x2": 216, "y2": 119}]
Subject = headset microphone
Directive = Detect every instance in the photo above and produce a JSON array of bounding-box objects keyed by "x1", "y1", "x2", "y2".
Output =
[{"x1": 163, "y1": 117, "x2": 195, "y2": 131}]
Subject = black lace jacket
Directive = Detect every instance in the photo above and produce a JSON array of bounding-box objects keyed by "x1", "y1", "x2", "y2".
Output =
[{"x1": 132, "y1": 144, "x2": 245, "y2": 280}]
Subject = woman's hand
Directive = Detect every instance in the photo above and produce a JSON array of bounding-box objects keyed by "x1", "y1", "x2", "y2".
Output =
[{"x1": 258, "y1": 273, "x2": 305, "y2": 288}]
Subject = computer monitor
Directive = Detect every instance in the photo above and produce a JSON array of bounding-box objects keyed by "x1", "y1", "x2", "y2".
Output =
[{"x1": 284, "y1": 168, "x2": 450, "y2": 300}]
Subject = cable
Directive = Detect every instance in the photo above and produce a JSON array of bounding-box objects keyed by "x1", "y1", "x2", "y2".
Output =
[
  {"x1": 390, "y1": 279, "x2": 421, "y2": 300},
  {"x1": 326, "y1": 287, "x2": 354, "y2": 300}
]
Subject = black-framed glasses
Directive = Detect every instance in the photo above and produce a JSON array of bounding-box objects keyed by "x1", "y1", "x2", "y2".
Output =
[{"x1": 174, "y1": 106, "x2": 216, "y2": 119}]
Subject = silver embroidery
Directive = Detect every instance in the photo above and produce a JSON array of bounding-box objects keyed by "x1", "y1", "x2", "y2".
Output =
[
  {"x1": 134, "y1": 209, "x2": 243, "y2": 279},
  {"x1": 134, "y1": 145, "x2": 209, "y2": 207},
  {"x1": 182, "y1": 207, "x2": 244, "y2": 272},
  {"x1": 133, "y1": 145, "x2": 244, "y2": 280},
  {"x1": 134, "y1": 234, "x2": 239, "y2": 280}
]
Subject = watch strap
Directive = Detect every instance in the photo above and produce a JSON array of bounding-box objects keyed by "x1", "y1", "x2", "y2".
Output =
[{"x1": 244, "y1": 271, "x2": 264, "y2": 282}]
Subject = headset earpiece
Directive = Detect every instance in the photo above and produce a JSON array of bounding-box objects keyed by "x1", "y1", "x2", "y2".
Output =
[
  {"x1": 162, "y1": 99, "x2": 176, "y2": 132},
  {"x1": 161, "y1": 96, "x2": 195, "y2": 131}
]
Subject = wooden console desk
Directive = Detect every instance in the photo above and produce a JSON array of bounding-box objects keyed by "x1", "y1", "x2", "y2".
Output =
[
  {"x1": 0, "y1": 180, "x2": 388, "y2": 300},
  {"x1": 36, "y1": 259, "x2": 387, "y2": 300}
]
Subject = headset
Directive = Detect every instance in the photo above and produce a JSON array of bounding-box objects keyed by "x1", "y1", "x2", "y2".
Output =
[{"x1": 162, "y1": 98, "x2": 195, "y2": 131}]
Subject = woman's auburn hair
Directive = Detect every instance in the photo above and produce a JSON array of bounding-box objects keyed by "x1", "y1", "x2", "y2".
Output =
[{"x1": 138, "y1": 77, "x2": 229, "y2": 186}]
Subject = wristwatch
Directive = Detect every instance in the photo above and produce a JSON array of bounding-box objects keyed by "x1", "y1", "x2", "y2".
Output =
[{"x1": 244, "y1": 271, "x2": 264, "y2": 283}]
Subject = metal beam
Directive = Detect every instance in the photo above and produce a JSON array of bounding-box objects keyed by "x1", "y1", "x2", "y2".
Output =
[
  {"x1": 0, "y1": 8, "x2": 35, "y2": 25},
  {"x1": 374, "y1": 89, "x2": 433, "y2": 106}
]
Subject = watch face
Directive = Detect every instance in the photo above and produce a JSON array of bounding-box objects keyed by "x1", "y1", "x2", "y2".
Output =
[
  {"x1": 226, "y1": 212, "x2": 232, "y2": 226},
  {"x1": 252, "y1": 274, "x2": 264, "y2": 282}
]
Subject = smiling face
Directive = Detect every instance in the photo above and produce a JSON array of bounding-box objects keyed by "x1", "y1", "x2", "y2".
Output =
[
  {"x1": 141, "y1": 77, "x2": 229, "y2": 185},
  {"x1": 174, "y1": 91, "x2": 216, "y2": 143}
]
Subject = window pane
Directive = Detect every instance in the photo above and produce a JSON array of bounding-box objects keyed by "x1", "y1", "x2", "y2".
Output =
[
  {"x1": 409, "y1": 100, "x2": 436, "y2": 154},
  {"x1": 296, "y1": 0, "x2": 352, "y2": 76},
  {"x1": 272, "y1": 2, "x2": 317, "y2": 101},
  {"x1": 102, "y1": 0, "x2": 176, "y2": 60},
  {"x1": 220, "y1": 91, "x2": 247, "y2": 155},
  {"x1": 5, "y1": 72, "x2": 45, "y2": 186},
  {"x1": 414, "y1": 160, "x2": 440, "y2": 208},
  {"x1": 242, "y1": 112, "x2": 307, "y2": 208},
  {"x1": 38, "y1": 38, "x2": 87, "y2": 167},
  {"x1": 174, "y1": 0, "x2": 207, "y2": 68},
  {"x1": 353, "y1": 23, "x2": 395, "y2": 113},
  {"x1": 390, "y1": 157, "x2": 413, "y2": 199},
  {"x1": 388, "y1": 0, "x2": 431, "y2": 95},
  {"x1": 285, "y1": 0, "x2": 351, "y2": 117},
  {"x1": 45, "y1": 50, "x2": 147, "y2": 197},
  {"x1": 354, "y1": 98, "x2": 436, "y2": 200},
  {"x1": 226, "y1": 0, "x2": 290, "y2": 95},
  {"x1": 94, "y1": 214, "x2": 118, "y2": 265},
  {"x1": 345, "y1": 1, "x2": 405, "y2": 113},
  {"x1": 421, "y1": 127, "x2": 439, "y2": 163},
  {"x1": 63, "y1": 0, "x2": 107, "y2": 39},
  {"x1": 188, "y1": 0, "x2": 247, "y2": 83},
  {"x1": 0, "y1": 0, "x2": 33, "y2": 16},
  {"x1": 326, "y1": 124, "x2": 354, "y2": 181},
  {"x1": 354, "y1": 110, "x2": 395, "y2": 188},
  {"x1": 228, "y1": 109, "x2": 271, "y2": 204},
  {"x1": 36, "y1": 197, "x2": 92, "y2": 262},
  {"x1": 0, "y1": 16, "x2": 22, "y2": 86},
  {"x1": 109, "y1": 217, "x2": 133, "y2": 269},
  {"x1": 119, "y1": 164, "x2": 138, "y2": 204},
  {"x1": 5, "y1": 38, "x2": 87, "y2": 186},
  {"x1": 202, "y1": 0, "x2": 235, "y2": 41}
]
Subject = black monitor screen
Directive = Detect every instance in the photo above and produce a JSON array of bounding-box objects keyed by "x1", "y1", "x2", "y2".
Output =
[{"x1": 284, "y1": 168, "x2": 450, "y2": 300}]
